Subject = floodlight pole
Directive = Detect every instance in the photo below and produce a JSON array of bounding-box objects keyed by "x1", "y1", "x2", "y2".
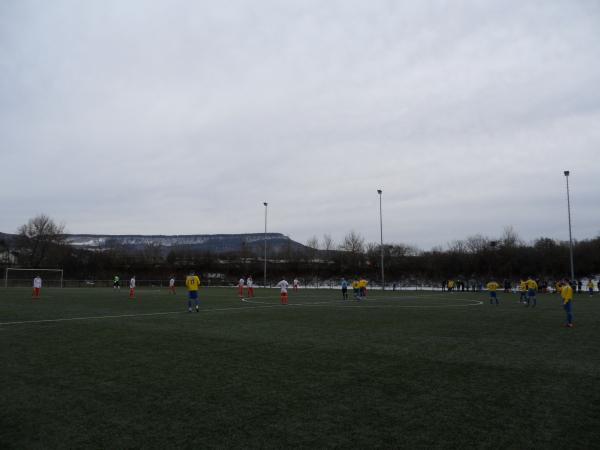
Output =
[
  {"x1": 263, "y1": 202, "x2": 268, "y2": 288},
  {"x1": 564, "y1": 171, "x2": 575, "y2": 281},
  {"x1": 377, "y1": 189, "x2": 384, "y2": 290}
]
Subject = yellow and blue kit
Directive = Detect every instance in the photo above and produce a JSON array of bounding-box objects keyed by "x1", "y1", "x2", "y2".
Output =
[
  {"x1": 185, "y1": 274, "x2": 201, "y2": 310},
  {"x1": 561, "y1": 283, "x2": 573, "y2": 326},
  {"x1": 447, "y1": 280, "x2": 455, "y2": 291},
  {"x1": 486, "y1": 281, "x2": 500, "y2": 305},
  {"x1": 358, "y1": 279, "x2": 367, "y2": 297},
  {"x1": 519, "y1": 280, "x2": 527, "y2": 302},
  {"x1": 525, "y1": 278, "x2": 538, "y2": 306}
]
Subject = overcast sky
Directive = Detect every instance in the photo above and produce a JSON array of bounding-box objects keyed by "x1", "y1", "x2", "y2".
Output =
[{"x1": 1, "y1": 0, "x2": 599, "y2": 249}]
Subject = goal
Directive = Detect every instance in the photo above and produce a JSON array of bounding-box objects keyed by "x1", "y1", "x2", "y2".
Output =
[{"x1": 4, "y1": 268, "x2": 64, "y2": 288}]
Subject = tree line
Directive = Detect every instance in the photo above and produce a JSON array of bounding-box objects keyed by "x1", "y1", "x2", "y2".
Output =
[{"x1": 2, "y1": 216, "x2": 599, "y2": 284}]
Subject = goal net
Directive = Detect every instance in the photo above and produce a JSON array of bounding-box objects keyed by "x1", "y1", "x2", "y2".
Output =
[{"x1": 4, "y1": 268, "x2": 64, "y2": 288}]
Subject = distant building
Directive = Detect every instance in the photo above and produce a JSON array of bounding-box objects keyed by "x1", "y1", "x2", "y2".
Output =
[
  {"x1": 0, "y1": 251, "x2": 18, "y2": 265},
  {"x1": 205, "y1": 273, "x2": 225, "y2": 280}
]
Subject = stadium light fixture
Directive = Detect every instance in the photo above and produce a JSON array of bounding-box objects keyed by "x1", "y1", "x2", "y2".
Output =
[
  {"x1": 263, "y1": 202, "x2": 268, "y2": 288},
  {"x1": 564, "y1": 171, "x2": 575, "y2": 281},
  {"x1": 377, "y1": 189, "x2": 384, "y2": 290}
]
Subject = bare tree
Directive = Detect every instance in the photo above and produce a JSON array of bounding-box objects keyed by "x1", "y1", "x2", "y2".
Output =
[
  {"x1": 306, "y1": 236, "x2": 320, "y2": 250},
  {"x1": 501, "y1": 225, "x2": 523, "y2": 248},
  {"x1": 340, "y1": 230, "x2": 365, "y2": 254},
  {"x1": 321, "y1": 234, "x2": 334, "y2": 265},
  {"x1": 17, "y1": 214, "x2": 67, "y2": 267},
  {"x1": 464, "y1": 234, "x2": 491, "y2": 254},
  {"x1": 366, "y1": 242, "x2": 378, "y2": 253},
  {"x1": 321, "y1": 234, "x2": 334, "y2": 253},
  {"x1": 389, "y1": 243, "x2": 419, "y2": 258},
  {"x1": 339, "y1": 230, "x2": 365, "y2": 274},
  {"x1": 448, "y1": 240, "x2": 468, "y2": 254}
]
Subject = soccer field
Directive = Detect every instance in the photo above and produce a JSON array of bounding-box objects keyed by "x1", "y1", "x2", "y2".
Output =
[{"x1": 1, "y1": 287, "x2": 599, "y2": 449}]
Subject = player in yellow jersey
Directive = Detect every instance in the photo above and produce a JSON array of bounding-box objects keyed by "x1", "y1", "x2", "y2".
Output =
[
  {"x1": 359, "y1": 278, "x2": 368, "y2": 297},
  {"x1": 525, "y1": 276, "x2": 538, "y2": 307},
  {"x1": 185, "y1": 270, "x2": 201, "y2": 312},
  {"x1": 486, "y1": 280, "x2": 500, "y2": 305},
  {"x1": 587, "y1": 279, "x2": 595, "y2": 296},
  {"x1": 352, "y1": 279, "x2": 360, "y2": 299},
  {"x1": 447, "y1": 279, "x2": 455, "y2": 292},
  {"x1": 518, "y1": 279, "x2": 527, "y2": 303},
  {"x1": 560, "y1": 278, "x2": 574, "y2": 327}
]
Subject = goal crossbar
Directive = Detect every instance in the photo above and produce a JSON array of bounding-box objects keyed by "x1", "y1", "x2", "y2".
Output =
[{"x1": 4, "y1": 268, "x2": 64, "y2": 288}]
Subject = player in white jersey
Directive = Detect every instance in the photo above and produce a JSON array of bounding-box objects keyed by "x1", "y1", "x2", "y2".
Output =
[
  {"x1": 238, "y1": 277, "x2": 245, "y2": 297},
  {"x1": 129, "y1": 276, "x2": 136, "y2": 299},
  {"x1": 293, "y1": 278, "x2": 299, "y2": 292},
  {"x1": 277, "y1": 279, "x2": 289, "y2": 305},
  {"x1": 169, "y1": 276, "x2": 176, "y2": 294},
  {"x1": 247, "y1": 276, "x2": 254, "y2": 297},
  {"x1": 32, "y1": 275, "x2": 42, "y2": 298}
]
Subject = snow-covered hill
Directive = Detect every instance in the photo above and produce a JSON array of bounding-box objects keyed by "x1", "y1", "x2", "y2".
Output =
[{"x1": 64, "y1": 233, "x2": 305, "y2": 253}]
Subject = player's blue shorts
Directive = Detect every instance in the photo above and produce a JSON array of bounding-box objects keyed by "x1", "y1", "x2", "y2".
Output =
[
  {"x1": 563, "y1": 301, "x2": 572, "y2": 313},
  {"x1": 489, "y1": 291, "x2": 497, "y2": 298},
  {"x1": 188, "y1": 290, "x2": 198, "y2": 300},
  {"x1": 528, "y1": 288, "x2": 536, "y2": 297}
]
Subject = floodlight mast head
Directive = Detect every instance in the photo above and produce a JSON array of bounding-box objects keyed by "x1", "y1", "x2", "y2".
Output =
[
  {"x1": 377, "y1": 189, "x2": 382, "y2": 194},
  {"x1": 564, "y1": 170, "x2": 570, "y2": 177}
]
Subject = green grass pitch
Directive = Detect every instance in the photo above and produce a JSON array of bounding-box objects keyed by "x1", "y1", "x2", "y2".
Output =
[{"x1": 1, "y1": 287, "x2": 599, "y2": 449}]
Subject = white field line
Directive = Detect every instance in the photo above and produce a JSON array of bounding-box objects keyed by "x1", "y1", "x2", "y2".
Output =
[
  {"x1": 0, "y1": 295, "x2": 482, "y2": 326},
  {"x1": 0, "y1": 310, "x2": 184, "y2": 325},
  {"x1": 241, "y1": 297, "x2": 483, "y2": 308},
  {"x1": 0, "y1": 305, "x2": 286, "y2": 326}
]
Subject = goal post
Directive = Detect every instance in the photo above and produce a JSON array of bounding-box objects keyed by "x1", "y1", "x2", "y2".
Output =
[{"x1": 4, "y1": 268, "x2": 64, "y2": 288}]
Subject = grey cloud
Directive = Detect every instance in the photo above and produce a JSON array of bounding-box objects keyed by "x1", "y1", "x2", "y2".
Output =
[{"x1": 1, "y1": 0, "x2": 599, "y2": 249}]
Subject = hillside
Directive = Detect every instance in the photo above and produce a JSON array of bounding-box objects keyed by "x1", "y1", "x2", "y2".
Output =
[{"x1": 0, "y1": 232, "x2": 308, "y2": 255}]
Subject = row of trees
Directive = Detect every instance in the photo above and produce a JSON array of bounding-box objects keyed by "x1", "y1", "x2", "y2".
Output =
[
  {"x1": 300, "y1": 226, "x2": 600, "y2": 282},
  {"x1": 3, "y1": 216, "x2": 600, "y2": 283}
]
